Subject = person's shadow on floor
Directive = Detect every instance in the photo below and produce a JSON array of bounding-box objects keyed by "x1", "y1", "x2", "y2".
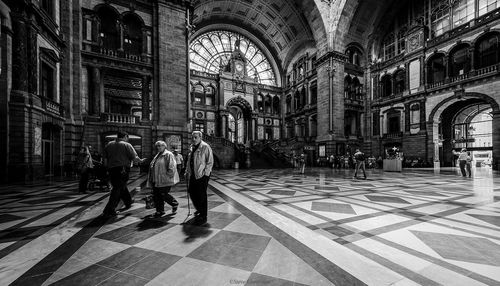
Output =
[{"x1": 181, "y1": 216, "x2": 212, "y2": 242}]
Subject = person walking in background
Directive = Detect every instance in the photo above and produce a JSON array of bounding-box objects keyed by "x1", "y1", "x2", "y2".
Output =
[
  {"x1": 102, "y1": 131, "x2": 144, "y2": 218},
  {"x1": 77, "y1": 145, "x2": 94, "y2": 194},
  {"x1": 466, "y1": 151, "x2": 472, "y2": 178},
  {"x1": 353, "y1": 149, "x2": 367, "y2": 179},
  {"x1": 173, "y1": 149, "x2": 184, "y2": 177},
  {"x1": 148, "y1": 141, "x2": 179, "y2": 217},
  {"x1": 186, "y1": 131, "x2": 214, "y2": 226},
  {"x1": 452, "y1": 148, "x2": 468, "y2": 177}
]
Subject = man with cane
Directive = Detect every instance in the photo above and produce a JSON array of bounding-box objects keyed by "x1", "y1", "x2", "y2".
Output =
[{"x1": 185, "y1": 131, "x2": 214, "y2": 226}]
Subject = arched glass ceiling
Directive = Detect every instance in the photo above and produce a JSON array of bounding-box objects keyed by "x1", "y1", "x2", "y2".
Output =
[{"x1": 189, "y1": 30, "x2": 277, "y2": 86}]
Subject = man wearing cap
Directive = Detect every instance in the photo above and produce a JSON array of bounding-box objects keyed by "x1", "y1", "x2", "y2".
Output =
[{"x1": 452, "y1": 148, "x2": 469, "y2": 177}]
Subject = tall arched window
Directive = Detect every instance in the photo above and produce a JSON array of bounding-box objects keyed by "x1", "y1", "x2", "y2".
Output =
[
  {"x1": 122, "y1": 14, "x2": 143, "y2": 55},
  {"x1": 273, "y1": 96, "x2": 280, "y2": 115},
  {"x1": 475, "y1": 33, "x2": 500, "y2": 69},
  {"x1": 352, "y1": 77, "x2": 362, "y2": 100},
  {"x1": 344, "y1": 75, "x2": 352, "y2": 98},
  {"x1": 265, "y1": 95, "x2": 272, "y2": 114},
  {"x1": 383, "y1": 33, "x2": 395, "y2": 61},
  {"x1": 449, "y1": 44, "x2": 471, "y2": 77},
  {"x1": 257, "y1": 94, "x2": 264, "y2": 112},
  {"x1": 397, "y1": 27, "x2": 407, "y2": 54},
  {"x1": 96, "y1": 6, "x2": 119, "y2": 50},
  {"x1": 431, "y1": 4, "x2": 450, "y2": 37},
  {"x1": 427, "y1": 54, "x2": 446, "y2": 84},
  {"x1": 193, "y1": 84, "x2": 204, "y2": 105},
  {"x1": 286, "y1": 95, "x2": 292, "y2": 113},
  {"x1": 479, "y1": 0, "x2": 498, "y2": 16},
  {"x1": 380, "y1": 75, "x2": 392, "y2": 97},
  {"x1": 452, "y1": 0, "x2": 475, "y2": 28},
  {"x1": 346, "y1": 46, "x2": 363, "y2": 66},
  {"x1": 394, "y1": 70, "x2": 406, "y2": 94},
  {"x1": 206, "y1": 86, "x2": 215, "y2": 106}
]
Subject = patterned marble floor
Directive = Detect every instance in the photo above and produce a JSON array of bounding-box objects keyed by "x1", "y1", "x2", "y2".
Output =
[{"x1": 0, "y1": 167, "x2": 500, "y2": 285}]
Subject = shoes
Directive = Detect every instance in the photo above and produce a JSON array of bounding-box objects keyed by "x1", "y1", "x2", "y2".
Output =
[
  {"x1": 172, "y1": 205, "x2": 178, "y2": 214},
  {"x1": 101, "y1": 212, "x2": 117, "y2": 219},
  {"x1": 194, "y1": 211, "x2": 200, "y2": 217},
  {"x1": 193, "y1": 216, "x2": 207, "y2": 226},
  {"x1": 153, "y1": 211, "x2": 165, "y2": 218}
]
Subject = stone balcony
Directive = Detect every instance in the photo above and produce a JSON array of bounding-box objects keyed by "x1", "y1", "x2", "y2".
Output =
[{"x1": 100, "y1": 113, "x2": 138, "y2": 124}]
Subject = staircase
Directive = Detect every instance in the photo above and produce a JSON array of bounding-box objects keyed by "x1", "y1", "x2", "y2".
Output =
[{"x1": 202, "y1": 134, "x2": 236, "y2": 169}]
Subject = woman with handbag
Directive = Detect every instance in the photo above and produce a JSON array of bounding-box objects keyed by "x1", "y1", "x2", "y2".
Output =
[{"x1": 147, "y1": 140, "x2": 179, "y2": 217}]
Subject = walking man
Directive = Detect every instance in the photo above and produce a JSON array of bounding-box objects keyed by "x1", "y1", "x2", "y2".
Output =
[
  {"x1": 353, "y1": 149, "x2": 367, "y2": 179},
  {"x1": 452, "y1": 148, "x2": 468, "y2": 177},
  {"x1": 102, "y1": 131, "x2": 144, "y2": 218},
  {"x1": 186, "y1": 131, "x2": 214, "y2": 226}
]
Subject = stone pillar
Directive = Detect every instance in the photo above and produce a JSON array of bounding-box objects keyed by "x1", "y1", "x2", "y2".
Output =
[
  {"x1": 156, "y1": 0, "x2": 190, "y2": 129},
  {"x1": 404, "y1": 103, "x2": 410, "y2": 133},
  {"x1": 141, "y1": 27, "x2": 147, "y2": 57},
  {"x1": 118, "y1": 22, "x2": 124, "y2": 52},
  {"x1": 0, "y1": 3, "x2": 12, "y2": 183},
  {"x1": 492, "y1": 111, "x2": 500, "y2": 170},
  {"x1": 221, "y1": 114, "x2": 227, "y2": 139},
  {"x1": 11, "y1": 10, "x2": 28, "y2": 93},
  {"x1": 142, "y1": 75, "x2": 150, "y2": 120}
]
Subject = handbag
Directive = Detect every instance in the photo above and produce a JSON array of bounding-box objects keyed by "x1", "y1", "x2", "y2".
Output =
[{"x1": 142, "y1": 193, "x2": 155, "y2": 209}]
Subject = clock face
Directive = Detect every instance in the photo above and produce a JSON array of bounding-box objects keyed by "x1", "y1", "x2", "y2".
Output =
[{"x1": 235, "y1": 63, "x2": 244, "y2": 73}]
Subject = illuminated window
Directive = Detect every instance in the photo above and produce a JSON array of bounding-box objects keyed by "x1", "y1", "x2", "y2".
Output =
[
  {"x1": 452, "y1": 0, "x2": 474, "y2": 28},
  {"x1": 479, "y1": 0, "x2": 498, "y2": 16},
  {"x1": 383, "y1": 33, "x2": 395, "y2": 61},
  {"x1": 190, "y1": 30, "x2": 277, "y2": 86},
  {"x1": 431, "y1": 4, "x2": 451, "y2": 36}
]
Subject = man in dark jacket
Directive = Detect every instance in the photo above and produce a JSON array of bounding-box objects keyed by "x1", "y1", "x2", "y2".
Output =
[{"x1": 353, "y1": 149, "x2": 367, "y2": 179}]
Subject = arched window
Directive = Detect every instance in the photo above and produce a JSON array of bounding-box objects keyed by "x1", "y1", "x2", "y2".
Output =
[
  {"x1": 96, "y1": 6, "x2": 119, "y2": 50},
  {"x1": 387, "y1": 109, "x2": 401, "y2": 134},
  {"x1": 273, "y1": 96, "x2": 280, "y2": 115},
  {"x1": 383, "y1": 33, "x2": 395, "y2": 61},
  {"x1": 294, "y1": 91, "x2": 300, "y2": 111},
  {"x1": 122, "y1": 14, "x2": 143, "y2": 55},
  {"x1": 206, "y1": 86, "x2": 215, "y2": 106},
  {"x1": 286, "y1": 95, "x2": 292, "y2": 113},
  {"x1": 394, "y1": 70, "x2": 406, "y2": 94},
  {"x1": 352, "y1": 77, "x2": 362, "y2": 99},
  {"x1": 189, "y1": 30, "x2": 277, "y2": 86},
  {"x1": 449, "y1": 44, "x2": 471, "y2": 77},
  {"x1": 346, "y1": 46, "x2": 363, "y2": 66},
  {"x1": 475, "y1": 33, "x2": 500, "y2": 69},
  {"x1": 193, "y1": 84, "x2": 204, "y2": 105},
  {"x1": 257, "y1": 94, "x2": 264, "y2": 112},
  {"x1": 427, "y1": 54, "x2": 446, "y2": 84},
  {"x1": 300, "y1": 88, "x2": 306, "y2": 106},
  {"x1": 380, "y1": 75, "x2": 392, "y2": 97},
  {"x1": 431, "y1": 4, "x2": 450, "y2": 37},
  {"x1": 452, "y1": 0, "x2": 475, "y2": 28},
  {"x1": 265, "y1": 95, "x2": 272, "y2": 114},
  {"x1": 397, "y1": 27, "x2": 407, "y2": 54},
  {"x1": 479, "y1": 0, "x2": 499, "y2": 16},
  {"x1": 344, "y1": 75, "x2": 352, "y2": 99}
]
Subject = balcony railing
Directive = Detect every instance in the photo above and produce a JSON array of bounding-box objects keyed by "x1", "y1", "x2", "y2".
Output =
[
  {"x1": 82, "y1": 42, "x2": 151, "y2": 64},
  {"x1": 383, "y1": 132, "x2": 403, "y2": 139},
  {"x1": 101, "y1": 113, "x2": 137, "y2": 124},
  {"x1": 427, "y1": 64, "x2": 500, "y2": 90},
  {"x1": 41, "y1": 96, "x2": 64, "y2": 116}
]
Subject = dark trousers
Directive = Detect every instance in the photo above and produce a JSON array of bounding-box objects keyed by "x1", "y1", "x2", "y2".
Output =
[
  {"x1": 459, "y1": 160, "x2": 467, "y2": 176},
  {"x1": 466, "y1": 163, "x2": 472, "y2": 177},
  {"x1": 79, "y1": 167, "x2": 91, "y2": 192},
  {"x1": 103, "y1": 166, "x2": 132, "y2": 215},
  {"x1": 152, "y1": 186, "x2": 178, "y2": 212},
  {"x1": 188, "y1": 175, "x2": 210, "y2": 218},
  {"x1": 354, "y1": 161, "x2": 366, "y2": 178}
]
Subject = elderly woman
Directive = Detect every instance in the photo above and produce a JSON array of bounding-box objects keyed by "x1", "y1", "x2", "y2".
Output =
[{"x1": 148, "y1": 140, "x2": 179, "y2": 217}]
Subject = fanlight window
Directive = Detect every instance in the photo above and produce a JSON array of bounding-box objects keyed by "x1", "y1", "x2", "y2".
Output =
[{"x1": 190, "y1": 30, "x2": 277, "y2": 86}]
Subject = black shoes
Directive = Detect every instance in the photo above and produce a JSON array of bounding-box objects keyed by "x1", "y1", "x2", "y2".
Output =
[
  {"x1": 153, "y1": 211, "x2": 165, "y2": 218},
  {"x1": 193, "y1": 216, "x2": 207, "y2": 226}
]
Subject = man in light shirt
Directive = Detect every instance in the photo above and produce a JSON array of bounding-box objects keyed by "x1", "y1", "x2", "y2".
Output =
[{"x1": 452, "y1": 148, "x2": 468, "y2": 177}]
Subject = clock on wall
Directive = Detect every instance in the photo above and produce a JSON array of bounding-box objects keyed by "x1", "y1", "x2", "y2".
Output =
[{"x1": 235, "y1": 62, "x2": 244, "y2": 73}]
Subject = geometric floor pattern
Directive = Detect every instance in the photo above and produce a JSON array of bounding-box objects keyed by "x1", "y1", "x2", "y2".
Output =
[{"x1": 1, "y1": 167, "x2": 500, "y2": 285}]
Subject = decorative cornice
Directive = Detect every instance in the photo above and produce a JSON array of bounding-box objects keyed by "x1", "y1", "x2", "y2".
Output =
[{"x1": 314, "y1": 51, "x2": 348, "y2": 68}]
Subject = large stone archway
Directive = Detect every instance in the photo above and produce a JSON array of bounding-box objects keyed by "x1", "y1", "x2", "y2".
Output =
[{"x1": 429, "y1": 93, "x2": 500, "y2": 169}]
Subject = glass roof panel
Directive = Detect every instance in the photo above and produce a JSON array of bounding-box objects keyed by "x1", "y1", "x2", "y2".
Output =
[{"x1": 190, "y1": 30, "x2": 277, "y2": 86}]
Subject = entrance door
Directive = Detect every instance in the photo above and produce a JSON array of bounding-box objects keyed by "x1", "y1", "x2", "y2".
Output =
[{"x1": 42, "y1": 125, "x2": 54, "y2": 176}]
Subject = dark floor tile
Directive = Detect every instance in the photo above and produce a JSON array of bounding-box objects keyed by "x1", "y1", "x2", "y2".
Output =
[
  {"x1": 324, "y1": 226, "x2": 355, "y2": 237},
  {"x1": 0, "y1": 214, "x2": 25, "y2": 223},
  {"x1": 187, "y1": 241, "x2": 232, "y2": 263},
  {"x1": 365, "y1": 195, "x2": 410, "y2": 204},
  {"x1": 267, "y1": 190, "x2": 296, "y2": 196},
  {"x1": 245, "y1": 273, "x2": 301, "y2": 286},
  {"x1": 9, "y1": 273, "x2": 52, "y2": 286},
  {"x1": 22, "y1": 196, "x2": 73, "y2": 205},
  {"x1": 97, "y1": 247, "x2": 158, "y2": 271},
  {"x1": 218, "y1": 245, "x2": 263, "y2": 271},
  {"x1": 99, "y1": 272, "x2": 149, "y2": 286},
  {"x1": 50, "y1": 264, "x2": 119, "y2": 286},
  {"x1": 311, "y1": 202, "x2": 356, "y2": 214},
  {"x1": 234, "y1": 233, "x2": 271, "y2": 252},
  {"x1": 124, "y1": 251, "x2": 182, "y2": 280},
  {"x1": 95, "y1": 226, "x2": 136, "y2": 242},
  {"x1": 0, "y1": 226, "x2": 40, "y2": 243},
  {"x1": 114, "y1": 223, "x2": 175, "y2": 245}
]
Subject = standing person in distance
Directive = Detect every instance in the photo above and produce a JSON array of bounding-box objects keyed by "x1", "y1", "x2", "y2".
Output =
[
  {"x1": 353, "y1": 148, "x2": 367, "y2": 180},
  {"x1": 466, "y1": 151, "x2": 472, "y2": 178},
  {"x1": 173, "y1": 148, "x2": 184, "y2": 178},
  {"x1": 147, "y1": 141, "x2": 179, "y2": 217},
  {"x1": 185, "y1": 131, "x2": 214, "y2": 226},
  {"x1": 452, "y1": 148, "x2": 468, "y2": 177},
  {"x1": 102, "y1": 131, "x2": 144, "y2": 218}
]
